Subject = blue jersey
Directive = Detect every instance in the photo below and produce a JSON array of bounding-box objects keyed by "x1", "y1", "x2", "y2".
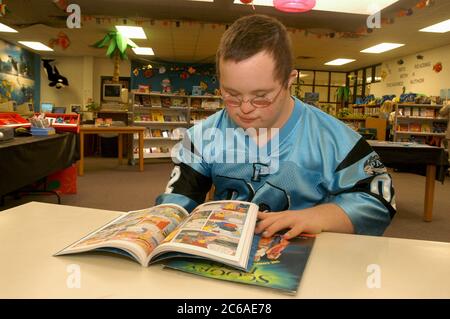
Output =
[{"x1": 156, "y1": 97, "x2": 396, "y2": 236}]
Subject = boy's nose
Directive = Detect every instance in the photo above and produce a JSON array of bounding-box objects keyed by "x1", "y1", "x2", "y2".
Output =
[{"x1": 240, "y1": 100, "x2": 256, "y2": 114}]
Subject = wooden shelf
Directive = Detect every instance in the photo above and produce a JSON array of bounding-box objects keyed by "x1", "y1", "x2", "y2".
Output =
[
  {"x1": 397, "y1": 104, "x2": 443, "y2": 108},
  {"x1": 133, "y1": 121, "x2": 189, "y2": 126},
  {"x1": 396, "y1": 131, "x2": 446, "y2": 136},
  {"x1": 397, "y1": 116, "x2": 448, "y2": 121}
]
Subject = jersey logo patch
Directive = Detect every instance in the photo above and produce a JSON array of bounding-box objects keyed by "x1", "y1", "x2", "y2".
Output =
[{"x1": 364, "y1": 154, "x2": 386, "y2": 176}]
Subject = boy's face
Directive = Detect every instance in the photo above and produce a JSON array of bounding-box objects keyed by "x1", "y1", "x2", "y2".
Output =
[{"x1": 219, "y1": 51, "x2": 296, "y2": 131}]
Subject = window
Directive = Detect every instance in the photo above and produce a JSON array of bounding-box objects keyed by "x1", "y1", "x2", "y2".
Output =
[
  {"x1": 315, "y1": 72, "x2": 329, "y2": 86},
  {"x1": 299, "y1": 71, "x2": 314, "y2": 85},
  {"x1": 331, "y1": 73, "x2": 346, "y2": 86},
  {"x1": 315, "y1": 86, "x2": 329, "y2": 103}
]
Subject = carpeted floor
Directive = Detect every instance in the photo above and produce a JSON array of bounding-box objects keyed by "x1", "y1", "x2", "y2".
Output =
[{"x1": 1, "y1": 157, "x2": 449, "y2": 243}]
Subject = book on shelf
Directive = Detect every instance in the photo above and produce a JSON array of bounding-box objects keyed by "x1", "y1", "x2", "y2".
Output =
[
  {"x1": 432, "y1": 122, "x2": 446, "y2": 133},
  {"x1": 409, "y1": 123, "x2": 421, "y2": 132},
  {"x1": 160, "y1": 146, "x2": 170, "y2": 153},
  {"x1": 398, "y1": 123, "x2": 409, "y2": 132},
  {"x1": 151, "y1": 111, "x2": 165, "y2": 122},
  {"x1": 54, "y1": 200, "x2": 259, "y2": 271},
  {"x1": 191, "y1": 98, "x2": 202, "y2": 109},
  {"x1": 165, "y1": 234, "x2": 315, "y2": 295},
  {"x1": 161, "y1": 97, "x2": 172, "y2": 108},
  {"x1": 403, "y1": 107, "x2": 411, "y2": 116},
  {"x1": 161, "y1": 130, "x2": 170, "y2": 138},
  {"x1": 150, "y1": 96, "x2": 162, "y2": 107},
  {"x1": 421, "y1": 123, "x2": 432, "y2": 133},
  {"x1": 422, "y1": 109, "x2": 435, "y2": 118},
  {"x1": 151, "y1": 129, "x2": 162, "y2": 137},
  {"x1": 172, "y1": 97, "x2": 188, "y2": 108},
  {"x1": 201, "y1": 99, "x2": 221, "y2": 110}
]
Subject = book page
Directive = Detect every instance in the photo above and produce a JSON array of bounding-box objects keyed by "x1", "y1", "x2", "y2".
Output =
[
  {"x1": 56, "y1": 204, "x2": 188, "y2": 264},
  {"x1": 149, "y1": 201, "x2": 258, "y2": 269}
]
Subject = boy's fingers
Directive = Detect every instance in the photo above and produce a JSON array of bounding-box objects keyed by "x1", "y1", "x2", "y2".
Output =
[
  {"x1": 283, "y1": 225, "x2": 304, "y2": 240},
  {"x1": 255, "y1": 217, "x2": 277, "y2": 234},
  {"x1": 262, "y1": 218, "x2": 292, "y2": 238}
]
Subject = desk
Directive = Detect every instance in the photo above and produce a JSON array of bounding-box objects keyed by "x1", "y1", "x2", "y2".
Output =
[
  {"x1": 1, "y1": 202, "x2": 449, "y2": 298},
  {"x1": 79, "y1": 125, "x2": 145, "y2": 176},
  {"x1": 0, "y1": 133, "x2": 78, "y2": 197},
  {"x1": 368, "y1": 141, "x2": 448, "y2": 222}
]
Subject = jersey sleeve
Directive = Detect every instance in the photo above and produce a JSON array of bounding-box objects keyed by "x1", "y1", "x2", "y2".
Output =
[
  {"x1": 155, "y1": 126, "x2": 213, "y2": 212},
  {"x1": 324, "y1": 138, "x2": 396, "y2": 236}
]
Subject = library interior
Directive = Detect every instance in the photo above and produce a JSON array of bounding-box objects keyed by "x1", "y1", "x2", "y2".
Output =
[{"x1": 0, "y1": 0, "x2": 450, "y2": 299}]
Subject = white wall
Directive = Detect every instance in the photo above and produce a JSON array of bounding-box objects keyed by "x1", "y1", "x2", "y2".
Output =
[
  {"x1": 371, "y1": 43, "x2": 450, "y2": 97},
  {"x1": 40, "y1": 56, "x2": 131, "y2": 108}
]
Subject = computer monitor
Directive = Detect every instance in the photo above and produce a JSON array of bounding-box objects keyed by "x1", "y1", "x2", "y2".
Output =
[
  {"x1": 102, "y1": 83, "x2": 122, "y2": 102},
  {"x1": 53, "y1": 106, "x2": 67, "y2": 114},
  {"x1": 41, "y1": 102, "x2": 54, "y2": 113}
]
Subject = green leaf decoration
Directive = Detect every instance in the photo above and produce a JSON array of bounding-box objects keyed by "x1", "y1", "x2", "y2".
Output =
[
  {"x1": 106, "y1": 40, "x2": 117, "y2": 57},
  {"x1": 116, "y1": 33, "x2": 128, "y2": 54},
  {"x1": 92, "y1": 34, "x2": 111, "y2": 48},
  {"x1": 120, "y1": 50, "x2": 128, "y2": 60}
]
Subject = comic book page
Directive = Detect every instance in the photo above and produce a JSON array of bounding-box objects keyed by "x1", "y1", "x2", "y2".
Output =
[
  {"x1": 54, "y1": 204, "x2": 188, "y2": 266},
  {"x1": 148, "y1": 200, "x2": 258, "y2": 271}
]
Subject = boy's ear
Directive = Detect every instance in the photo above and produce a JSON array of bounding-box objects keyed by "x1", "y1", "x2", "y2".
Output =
[{"x1": 287, "y1": 70, "x2": 298, "y2": 88}]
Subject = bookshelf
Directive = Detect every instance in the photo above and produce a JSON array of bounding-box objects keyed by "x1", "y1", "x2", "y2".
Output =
[
  {"x1": 130, "y1": 91, "x2": 223, "y2": 159},
  {"x1": 393, "y1": 103, "x2": 447, "y2": 145}
]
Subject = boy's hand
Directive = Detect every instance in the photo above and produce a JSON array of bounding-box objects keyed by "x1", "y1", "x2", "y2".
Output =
[
  {"x1": 255, "y1": 204, "x2": 354, "y2": 239},
  {"x1": 255, "y1": 210, "x2": 323, "y2": 239}
]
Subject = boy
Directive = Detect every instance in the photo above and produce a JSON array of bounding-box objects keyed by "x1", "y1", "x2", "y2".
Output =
[{"x1": 156, "y1": 14, "x2": 395, "y2": 238}]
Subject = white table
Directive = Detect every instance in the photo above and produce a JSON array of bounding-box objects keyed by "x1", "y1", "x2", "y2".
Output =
[{"x1": 1, "y1": 202, "x2": 449, "y2": 298}]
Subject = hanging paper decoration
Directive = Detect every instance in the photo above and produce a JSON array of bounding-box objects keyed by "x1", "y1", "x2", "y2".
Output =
[
  {"x1": 188, "y1": 67, "x2": 196, "y2": 75},
  {"x1": 433, "y1": 62, "x2": 442, "y2": 73},
  {"x1": 273, "y1": 0, "x2": 316, "y2": 13},
  {"x1": 159, "y1": 66, "x2": 166, "y2": 74},
  {"x1": 133, "y1": 68, "x2": 139, "y2": 77},
  {"x1": 416, "y1": 0, "x2": 427, "y2": 9},
  {"x1": 144, "y1": 69, "x2": 153, "y2": 78},
  {"x1": 0, "y1": 2, "x2": 7, "y2": 17},
  {"x1": 240, "y1": 0, "x2": 255, "y2": 10},
  {"x1": 53, "y1": 0, "x2": 68, "y2": 11},
  {"x1": 49, "y1": 32, "x2": 71, "y2": 50},
  {"x1": 180, "y1": 71, "x2": 189, "y2": 80}
]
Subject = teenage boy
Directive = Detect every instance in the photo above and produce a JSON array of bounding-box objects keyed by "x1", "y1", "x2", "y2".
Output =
[{"x1": 156, "y1": 14, "x2": 395, "y2": 238}]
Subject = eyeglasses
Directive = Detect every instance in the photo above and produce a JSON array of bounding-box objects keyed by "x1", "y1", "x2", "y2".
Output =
[{"x1": 221, "y1": 86, "x2": 283, "y2": 108}]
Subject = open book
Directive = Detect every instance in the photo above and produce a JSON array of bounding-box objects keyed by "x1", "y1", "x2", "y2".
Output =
[{"x1": 55, "y1": 200, "x2": 259, "y2": 271}]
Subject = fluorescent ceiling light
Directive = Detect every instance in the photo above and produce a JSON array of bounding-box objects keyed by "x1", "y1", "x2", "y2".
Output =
[
  {"x1": 419, "y1": 19, "x2": 450, "y2": 33},
  {"x1": 0, "y1": 23, "x2": 18, "y2": 33},
  {"x1": 132, "y1": 47, "x2": 155, "y2": 55},
  {"x1": 325, "y1": 59, "x2": 355, "y2": 66},
  {"x1": 233, "y1": 0, "x2": 399, "y2": 15},
  {"x1": 115, "y1": 26, "x2": 147, "y2": 39},
  {"x1": 361, "y1": 43, "x2": 404, "y2": 54},
  {"x1": 18, "y1": 41, "x2": 53, "y2": 51},
  {"x1": 127, "y1": 39, "x2": 138, "y2": 47}
]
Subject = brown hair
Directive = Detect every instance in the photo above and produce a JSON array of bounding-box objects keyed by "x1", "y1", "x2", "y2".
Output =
[{"x1": 216, "y1": 14, "x2": 293, "y2": 88}]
